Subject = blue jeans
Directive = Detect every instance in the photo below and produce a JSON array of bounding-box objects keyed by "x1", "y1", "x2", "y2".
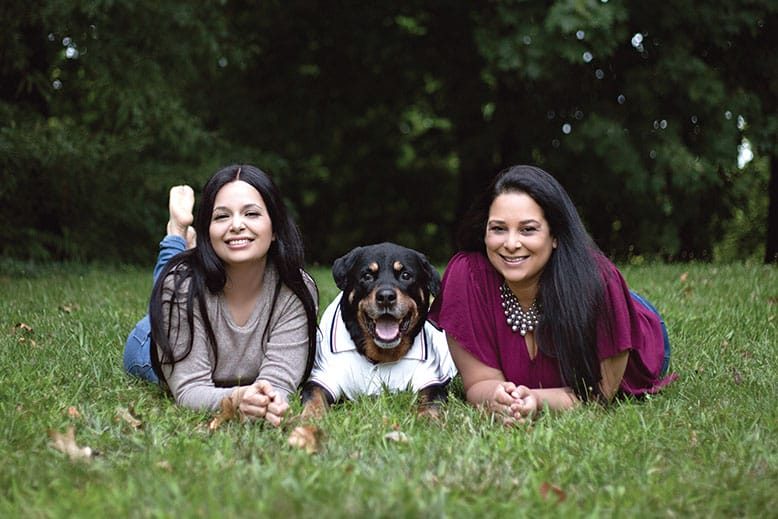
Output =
[
  {"x1": 123, "y1": 235, "x2": 187, "y2": 383},
  {"x1": 630, "y1": 291, "x2": 671, "y2": 376}
]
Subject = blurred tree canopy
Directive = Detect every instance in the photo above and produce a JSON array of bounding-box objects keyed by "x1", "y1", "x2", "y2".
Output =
[{"x1": 1, "y1": 0, "x2": 775, "y2": 265}]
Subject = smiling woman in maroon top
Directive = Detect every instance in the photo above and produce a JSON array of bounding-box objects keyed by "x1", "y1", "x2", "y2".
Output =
[{"x1": 429, "y1": 165, "x2": 676, "y2": 424}]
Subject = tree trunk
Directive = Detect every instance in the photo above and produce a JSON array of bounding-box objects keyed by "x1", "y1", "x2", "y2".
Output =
[{"x1": 765, "y1": 154, "x2": 778, "y2": 263}]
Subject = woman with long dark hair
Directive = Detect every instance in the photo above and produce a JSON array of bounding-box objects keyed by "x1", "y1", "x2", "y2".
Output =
[
  {"x1": 429, "y1": 165, "x2": 675, "y2": 423},
  {"x1": 123, "y1": 164, "x2": 318, "y2": 427}
]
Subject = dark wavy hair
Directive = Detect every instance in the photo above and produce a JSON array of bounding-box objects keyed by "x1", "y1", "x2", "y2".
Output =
[
  {"x1": 149, "y1": 164, "x2": 319, "y2": 387},
  {"x1": 457, "y1": 165, "x2": 607, "y2": 400}
]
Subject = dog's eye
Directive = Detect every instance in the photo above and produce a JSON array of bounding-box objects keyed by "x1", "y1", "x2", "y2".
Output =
[
  {"x1": 361, "y1": 272, "x2": 375, "y2": 283},
  {"x1": 400, "y1": 271, "x2": 412, "y2": 281}
]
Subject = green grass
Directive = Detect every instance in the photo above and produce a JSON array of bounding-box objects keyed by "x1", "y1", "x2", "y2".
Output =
[{"x1": 1, "y1": 261, "x2": 776, "y2": 517}]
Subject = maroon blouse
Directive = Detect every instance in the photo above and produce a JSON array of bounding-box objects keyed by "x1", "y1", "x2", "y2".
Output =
[{"x1": 428, "y1": 252, "x2": 676, "y2": 395}]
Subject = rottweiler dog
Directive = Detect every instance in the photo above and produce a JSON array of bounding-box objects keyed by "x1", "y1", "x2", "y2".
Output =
[{"x1": 300, "y1": 242, "x2": 456, "y2": 420}]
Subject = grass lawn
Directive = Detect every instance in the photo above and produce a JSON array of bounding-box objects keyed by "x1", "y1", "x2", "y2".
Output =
[{"x1": 1, "y1": 260, "x2": 776, "y2": 517}]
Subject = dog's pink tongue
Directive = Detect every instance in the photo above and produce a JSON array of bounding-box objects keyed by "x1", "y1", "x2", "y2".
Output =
[{"x1": 375, "y1": 317, "x2": 400, "y2": 341}]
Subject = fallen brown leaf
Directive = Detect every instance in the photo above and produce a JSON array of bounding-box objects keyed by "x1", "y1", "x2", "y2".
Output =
[
  {"x1": 539, "y1": 482, "x2": 566, "y2": 502},
  {"x1": 288, "y1": 425, "x2": 321, "y2": 454},
  {"x1": 67, "y1": 406, "x2": 81, "y2": 419},
  {"x1": 208, "y1": 396, "x2": 239, "y2": 431},
  {"x1": 384, "y1": 431, "x2": 409, "y2": 443},
  {"x1": 116, "y1": 406, "x2": 142, "y2": 429},
  {"x1": 13, "y1": 323, "x2": 36, "y2": 346},
  {"x1": 59, "y1": 303, "x2": 80, "y2": 314},
  {"x1": 679, "y1": 272, "x2": 688, "y2": 283},
  {"x1": 14, "y1": 322, "x2": 33, "y2": 333},
  {"x1": 49, "y1": 426, "x2": 93, "y2": 461},
  {"x1": 156, "y1": 460, "x2": 172, "y2": 472}
]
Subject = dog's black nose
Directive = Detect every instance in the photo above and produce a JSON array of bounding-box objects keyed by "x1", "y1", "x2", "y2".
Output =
[{"x1": 376, "y1": 288, "x2": 397, "y2": 307}]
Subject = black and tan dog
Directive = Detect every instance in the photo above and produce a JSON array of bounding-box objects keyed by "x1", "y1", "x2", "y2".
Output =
[{"x1": 300, "y1": 242, "x2": 456, "y2": 420}]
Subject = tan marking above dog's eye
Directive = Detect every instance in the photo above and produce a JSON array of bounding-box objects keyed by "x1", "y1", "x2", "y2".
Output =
[
  {"x1": 369, "y1": 262, "x2": 379, "y2": 273},
  {"x1": 393, "y1": 260, "x2": 404, "y2": 271}
]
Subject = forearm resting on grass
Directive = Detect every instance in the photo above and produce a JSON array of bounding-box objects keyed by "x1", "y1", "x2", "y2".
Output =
[
  {"x1": 448, "y1": 336, "x2": 629, "y2": 421},
  {"x1": 524, "y1": 349, "x2": 630, "y2": 411}
]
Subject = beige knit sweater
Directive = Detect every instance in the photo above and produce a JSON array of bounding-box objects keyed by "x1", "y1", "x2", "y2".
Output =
[{"x1": 159, "y1": 262, "x2": 316, "y2": 410}]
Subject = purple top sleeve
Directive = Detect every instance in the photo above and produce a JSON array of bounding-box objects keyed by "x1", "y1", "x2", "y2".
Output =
[
  {"x1": 428, "y1": 251, "x2": 676, "y2": 396},
  {"x1": 595, "y1": 256, "x2": 677, "y2": 394}
]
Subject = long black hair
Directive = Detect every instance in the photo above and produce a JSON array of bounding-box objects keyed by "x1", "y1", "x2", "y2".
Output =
[
  {"x1": 149, "y1": 164, "x2": 319, "y2": 386},
  {"x1": 457, "y1": 165, "x2": 607, "y2": 400}
]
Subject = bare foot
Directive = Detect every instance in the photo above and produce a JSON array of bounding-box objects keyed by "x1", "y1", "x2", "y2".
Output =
[
  {"x1": 185, "y1": 226, "x2": 197, "y2": 249},
  {"x1": 166, "y1": 185, "x2": 195, "y2": 238}
]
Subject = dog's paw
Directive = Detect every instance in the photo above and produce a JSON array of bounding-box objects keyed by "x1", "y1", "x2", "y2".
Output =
[
  {"x1": 416, "y1": 404, "x2": 442, "y2": 422},
  {"x1": 288, "y1": 425, "x2": 322, "y2": 454}
]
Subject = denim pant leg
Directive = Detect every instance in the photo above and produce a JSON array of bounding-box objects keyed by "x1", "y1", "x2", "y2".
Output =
[
  {"x1": 630, "y1": 291, "x2": 671, "y2": 376},
  {"x1": 123, "y1": 235, "x2": 187, "y2": 383},
  {"x1": 123, "y1": 315, "x2": 158, "y2": 383}
]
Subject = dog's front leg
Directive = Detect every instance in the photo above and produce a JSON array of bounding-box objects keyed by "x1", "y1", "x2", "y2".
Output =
[
  {"x1": 300, "y1": 381, "x2": 334, "y2": 421},
  {"x1": 416, "y1": 383, "x2": 449, "y2": 420},
  {"x1": 288, "y1": 382, "x2": 334, "y2": 453}
]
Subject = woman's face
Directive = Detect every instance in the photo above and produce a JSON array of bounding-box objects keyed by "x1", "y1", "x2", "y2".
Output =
[
  {"x1": 209, "y1": 180, "x2": 274, "y2": 270},
  {"x1": 484, "y1": 191, "x2": 556, "y2": 294}
]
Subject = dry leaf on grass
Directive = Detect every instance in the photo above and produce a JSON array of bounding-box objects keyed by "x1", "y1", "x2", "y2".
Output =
[
  {"x1": 59, "y1": 303, "x2": 80, "y2": 314},
  {"x1": 288, "y1": 425, "x2": 322, "y2": 454},
  {"x1": 66, "y1": 406, "x2": 81, "y2": 419},
  {"x1": 156, "y1": 460, "x2": 172, "y2": 472},
  {"x1": 13, "y1": 323, "x2": 37, "y2": 346},
  {"x1": 208, "y1": 396, "x2": 239, "y2": 431},
  {"x1": 49, "y1": 426, "x2": 94, "y2": 461},
  {"x1": 115, "y1": 406, "x2": 143, "y2": 429},
  {"x1": 679, "y1": 272, "x2": 689, "y2": 283},
  {"x1": 13, "y1": 322, "x2": 33, "y2": 333},
  {"x1": 384, "y1": 431, "x2": 409, "y2": 443},
  {"x1": 539, "y1": 482, "x2": 566, "y2": 502}
]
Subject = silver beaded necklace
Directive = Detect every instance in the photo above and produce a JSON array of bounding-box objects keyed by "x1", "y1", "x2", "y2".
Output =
[{"x1": 499, "y1": 282, "x2": 540, "y2": 336}]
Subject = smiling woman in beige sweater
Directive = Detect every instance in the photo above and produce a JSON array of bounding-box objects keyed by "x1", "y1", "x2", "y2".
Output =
[{"x1": 123, "y1": 164, "x2": 318, "y2": 427}]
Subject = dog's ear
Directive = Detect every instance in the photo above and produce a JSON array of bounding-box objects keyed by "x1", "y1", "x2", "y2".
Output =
[
  {"x1": 416, "y1": 252, "x2": 441, "y2": 297},
  {"x1": 332, "y1": 246, "x2": 362, "y2": 290}
]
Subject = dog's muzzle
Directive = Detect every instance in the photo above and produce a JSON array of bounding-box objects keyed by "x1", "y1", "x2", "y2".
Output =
[{"x1": 369, "y1": 313, "x2": 412, "y2": 349}]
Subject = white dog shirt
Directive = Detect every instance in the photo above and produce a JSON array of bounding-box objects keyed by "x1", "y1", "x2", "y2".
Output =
[{"x1": 308, "y1": 292, "x2": 457, "y2": 402}]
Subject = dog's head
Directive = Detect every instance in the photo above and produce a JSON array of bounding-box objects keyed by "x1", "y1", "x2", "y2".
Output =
[{"x1": 332, "y1": 242, "x2": 441, "y2": 364}]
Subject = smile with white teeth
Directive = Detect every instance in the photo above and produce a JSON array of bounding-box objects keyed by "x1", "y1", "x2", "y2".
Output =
[
  {"x1": 227, "y1": 238, "x2": 251, "y2": 246},
  {"x1": 501, "y1": 255, "x2": 528, "y2": 263}
]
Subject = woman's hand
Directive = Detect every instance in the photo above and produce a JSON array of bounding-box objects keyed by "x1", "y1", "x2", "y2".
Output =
[
  {"x1": 508, "y1": 385, "x2": 539, "y2": 423},
  {"x1": 231, "y1": 380, "x2": 289, "y2": 427},
  {"x1": 488, "y1": 382, "x2": 537, "y2": 425},
  {"x1": 490, "y1": 381, "x2": 518, "y2": 419}
]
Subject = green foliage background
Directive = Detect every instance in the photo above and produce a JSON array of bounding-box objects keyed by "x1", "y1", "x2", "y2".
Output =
[{"x1": 1, "y1": 1, "x2": 775, "y2": 264}]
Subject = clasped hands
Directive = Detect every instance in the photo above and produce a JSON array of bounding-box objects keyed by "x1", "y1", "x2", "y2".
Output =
[
  {"x1": 491, "y1": 382, "x2": 539, "y2": 425},
  {"x1": 230, "y1": 380, "x2": 289, "y2": 427}
]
